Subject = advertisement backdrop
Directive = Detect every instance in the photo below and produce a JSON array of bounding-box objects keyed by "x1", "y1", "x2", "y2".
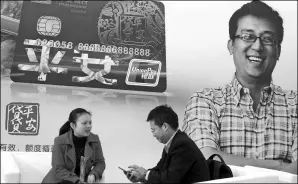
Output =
[{"x1": 1, "y1": 1, "x2": 297, "y2": 182}]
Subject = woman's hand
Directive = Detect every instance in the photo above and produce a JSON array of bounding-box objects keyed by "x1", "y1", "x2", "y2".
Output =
[{"x1": 87, "y1": 174, "x2": 96, "y2": 183}]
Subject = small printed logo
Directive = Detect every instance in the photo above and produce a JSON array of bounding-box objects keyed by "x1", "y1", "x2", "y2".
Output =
[
  {"x1": 5, "y1": 102, "x2": 40, "y2": 136},
  {"x1": 125, "y1": 59, "x2": 161, "y2": 87},
  {"x1": 31, "y1": 0, "x2": 51, "y2": 5},
  {"x1": 37, "y1": 16, "x2": 61, "y2": 37}
]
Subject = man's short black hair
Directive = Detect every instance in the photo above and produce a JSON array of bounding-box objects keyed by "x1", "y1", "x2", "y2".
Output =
[
  {"x1": 229, "y1": 0, "x2": 284, "y2": 44},
  {"x1": 146, "y1": 104, "x2": 179, "y2": 130}
]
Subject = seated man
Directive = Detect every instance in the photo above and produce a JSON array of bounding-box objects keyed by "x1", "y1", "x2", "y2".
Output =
[
  {"x1": 126, "y1": 105, "x2": 210, "y2": 184},
  {"x1": 182, "y1": 0, "x2": 297, "y2": 175}
]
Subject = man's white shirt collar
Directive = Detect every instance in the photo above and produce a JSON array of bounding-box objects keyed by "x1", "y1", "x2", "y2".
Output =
[{"x1": 164, "y1": 129, "x2": 179, "y2": 154}]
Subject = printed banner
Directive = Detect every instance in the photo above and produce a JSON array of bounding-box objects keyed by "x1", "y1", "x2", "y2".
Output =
[
  {"x1": 11, "y1": 1, "x2": 166, "y2": 92},
  {"x1": 5, "y1": 102, "x2": 40, "y2": 136},
  {"x1": 1, "y1": 143, "x2": 53, "y2": 152}
]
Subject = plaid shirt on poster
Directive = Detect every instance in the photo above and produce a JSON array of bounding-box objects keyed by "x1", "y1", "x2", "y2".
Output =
[{"x1": 182, "y1": 76, "x2": 297, "y2": 163}]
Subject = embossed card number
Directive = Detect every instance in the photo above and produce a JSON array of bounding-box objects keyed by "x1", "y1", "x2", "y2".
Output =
[{"x1": 11, "y1": 1, "x2": 166, "y2": 92}]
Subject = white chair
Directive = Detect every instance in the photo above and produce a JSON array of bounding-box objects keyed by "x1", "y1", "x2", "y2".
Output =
[
  {"x1": 244, "y1": 166, "x2": 297, "y2": 183},
  {"x1": 11, "y1": 152, "x2": 52, "y2": 183},
  {"x1": 3, "y1": 151, "x2": 292, "y2": 183},
  {"x1": 1, "y1": 151, "x2": 20, "y2": 183},
  {"x1": 1, "y1": 151, "x2": 104, "y2": 183}
]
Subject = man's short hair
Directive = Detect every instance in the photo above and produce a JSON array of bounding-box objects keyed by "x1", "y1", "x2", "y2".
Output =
[
  {"x1": 147, "y1": 105, "x2": 179, "y2": 130},
  {"x1": 229, "y1": 0, "x2": 284, "y2": 44}
]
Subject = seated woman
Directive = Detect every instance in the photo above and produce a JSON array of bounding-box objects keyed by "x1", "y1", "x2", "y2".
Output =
[{"x1": 42, "y1": 108, "x2": 106, "y2": 184}]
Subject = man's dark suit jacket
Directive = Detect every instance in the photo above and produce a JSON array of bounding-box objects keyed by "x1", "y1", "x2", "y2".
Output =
[{"x1": 147, "y1": 130, "x2": 210, "y2": 184}]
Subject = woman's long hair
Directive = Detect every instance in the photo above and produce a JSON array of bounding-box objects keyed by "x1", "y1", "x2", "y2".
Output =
[{"x1": 59, "y1": 108, "x2": 91, "y2": 136}]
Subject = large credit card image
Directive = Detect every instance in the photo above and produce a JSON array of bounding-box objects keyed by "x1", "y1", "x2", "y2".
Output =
[{"x1": 10, "y1": 1, "x2": 166, "y2": 92}]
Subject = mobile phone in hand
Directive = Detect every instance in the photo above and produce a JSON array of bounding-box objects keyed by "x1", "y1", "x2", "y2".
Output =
[{"x1": 118, "y1": 166, "x2": 129, "y2": 175}]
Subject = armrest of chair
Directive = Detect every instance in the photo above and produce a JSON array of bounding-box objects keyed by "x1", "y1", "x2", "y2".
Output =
[
  {"x1": 244, "y1": 165, "x2": 297, "y2": 183},
  {"x1": 199, "y1": 173, "x2": 279, "y2": 183},
  {"x1": 1, "y1": 151, "x2": 21, "y2": 183},
  {"x1": 228, "y1": 165, "x2": 247, "y2": 177}
]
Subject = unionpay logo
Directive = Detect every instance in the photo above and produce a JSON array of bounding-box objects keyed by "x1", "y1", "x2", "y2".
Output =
[
  {"x1": 125, "y1": 59, "x2": 162, "y2": 87},
  {"x1": 37, "y1": 16, "x2": 61, "y2": 37}
]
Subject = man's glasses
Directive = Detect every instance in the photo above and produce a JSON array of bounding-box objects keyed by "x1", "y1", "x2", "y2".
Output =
[{"x1": 234, "y1": 33, "x2": 278, "y2": 45}]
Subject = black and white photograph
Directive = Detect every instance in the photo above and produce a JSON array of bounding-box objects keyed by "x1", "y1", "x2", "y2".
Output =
[{"x1": 1, "y1": 1, "x2": 297, "y2": 183}]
